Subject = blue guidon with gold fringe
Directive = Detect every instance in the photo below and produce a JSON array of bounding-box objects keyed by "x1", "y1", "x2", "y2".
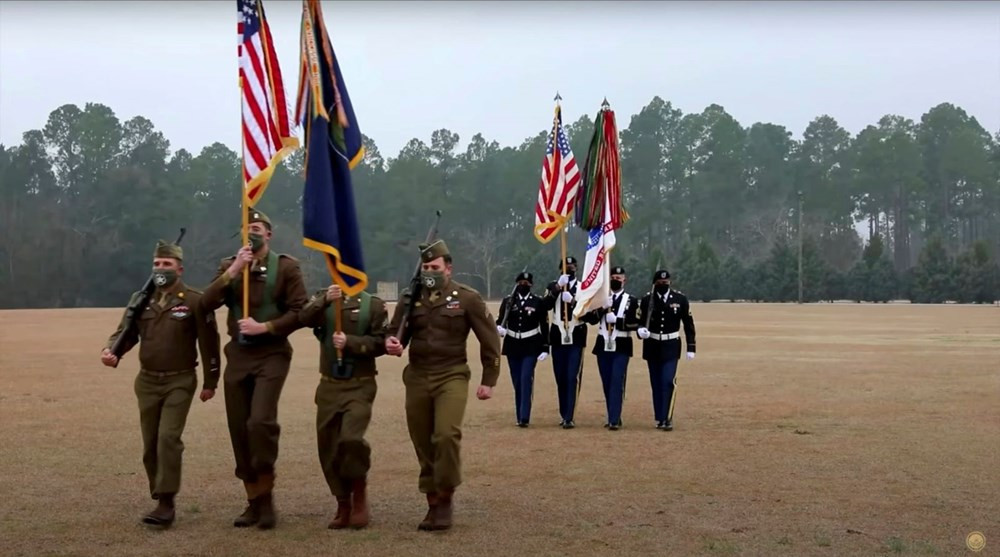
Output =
[{"x1": 296, "y1": 0, "x2": 367, "y2": 295}]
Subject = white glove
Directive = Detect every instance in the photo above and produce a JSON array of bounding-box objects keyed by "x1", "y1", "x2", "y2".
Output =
[
  {"x1": 604, "y1": 296, "x2": 614, "y2": 308},
  {"x1": 605, "y1": 313, "x2": 617, "y2": 324},
  {"x1": 637, "y1": 327, "x2": 651, "y2": 339},
  {"x1": 561, "y1": 292, "x2": 573, "y2": 303},
  {"x1": 557, "y1": 274, "x2": 570, "y2": 287},
  {"x1": 686, "y1": 352, "x2": 695, "y2": 360},
  {"x1": 537, "y1": 352, "x2": 548, "y2": 362},
  {"x1": 496, "y1": 325, "x2": 507, "y2": 336}
]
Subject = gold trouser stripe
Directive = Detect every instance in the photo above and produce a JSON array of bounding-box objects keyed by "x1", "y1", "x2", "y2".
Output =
[
  {"x1": 620, "y1": 367, "x2": 628, "y2": 410},
  {"x1": 570, "y1": 351, "x2": 584, "y2": 417},
  {"x1": 529, "y1": 360, "x2": 535, "y2": 406},
  {"x1": 666, "y1": 371, "x2": 678, "y2": 420}
]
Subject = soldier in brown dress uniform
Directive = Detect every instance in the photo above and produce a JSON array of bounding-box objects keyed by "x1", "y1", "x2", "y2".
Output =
[
  {"x1": 101, "y1": 240, "x2": 221, "y2": 528},
  {"x1": 300, "y1": 283, "x2": 389, "y2": 530},
  {"x1": 201, "y1": 208, "x2": 309, "y2": 529},
  {"x1": 384, "y1": 239, "x2": 502, "y2": 531}
]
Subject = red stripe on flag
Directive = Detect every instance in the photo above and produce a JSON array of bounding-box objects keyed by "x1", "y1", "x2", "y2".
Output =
[{"x1": 239, "y1": 0, "x2": 296, "y2": 205}]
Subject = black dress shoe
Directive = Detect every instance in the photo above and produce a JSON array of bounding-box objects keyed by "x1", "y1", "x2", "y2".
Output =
[
  {"x1": 609, "y1": 423, "x2": 620, "y2": 431},
  {"x1": 561, "y1": 421, "x2": 575, "y2": 429},
  {"x1": 664, "y1": 420, "x2": 673, "y2": 431},
  {"x1": 517, "y1": 422, "x2": 528, "y2": 428}
]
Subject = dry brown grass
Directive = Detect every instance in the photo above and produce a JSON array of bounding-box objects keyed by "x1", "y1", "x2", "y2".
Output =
[{"x1": 1, "y1": 303, "x2": 997, "y2": 556}]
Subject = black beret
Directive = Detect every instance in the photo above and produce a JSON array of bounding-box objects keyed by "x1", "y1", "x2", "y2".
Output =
[
  {"x1": 611, "y1": 266, "x2": 625, "y2": 275},
  {"x1": 560, "y1": 256, "x2": 578, "y2": 269},
  {"x1": 516, "y1": 271, "x2": 533, "y2": 284},
  {"x1": 653, "y1": 269, "x2": 671, "y2": 281}
]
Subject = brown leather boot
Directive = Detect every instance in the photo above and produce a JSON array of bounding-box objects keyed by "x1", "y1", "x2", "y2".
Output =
[
  {"x1": 142, "y1": 493, "x2": 175, "y2": 527},
  {"x1": 431, "y1": 489, "x2": 454, "y2": 531},
  {"x1": 233, "y1": 481, "x2": 260, "y2": 527},
  {"x1": 328, "y1": 496, "x2": 352, "y2": 530},
  {"x1": 348, "y1": 478, "x2": 370, "y2": 529},
  {"x1": 418, "y1": 493, "x2": 438, "y2": 531},
  {"x1": 256, "y1": 473, "x2": 277, "y2": 530}
]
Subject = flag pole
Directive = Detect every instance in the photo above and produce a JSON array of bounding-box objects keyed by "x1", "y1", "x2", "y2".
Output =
[
  {"x1": 552, "y1": 92, "x2": 571, "y2": 342},
  {"x1": 240, "y1": 75, "x2": 250, "y2": 321},
  {"x1": 303, "y1": 0, "x2": 344, "y2": 364},
  {"x1": 601, "y1": 99, "x2": 615, "y2": 345},
  {"x1": 334, "y1": 288, "x2": 343, "y2": 366}
]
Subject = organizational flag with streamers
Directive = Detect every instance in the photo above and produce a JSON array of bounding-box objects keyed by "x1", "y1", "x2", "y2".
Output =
[{"x1": 573, "y1": 101, "x2": 628, "y2": 318}]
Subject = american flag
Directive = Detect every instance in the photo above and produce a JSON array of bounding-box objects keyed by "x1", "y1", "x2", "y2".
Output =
[
  {"x1": 533, "y1": 106, "x2": 581, "y2": 244},
  {"x1": 238, "y1": 0, "x2": 297, "y2": 205}
]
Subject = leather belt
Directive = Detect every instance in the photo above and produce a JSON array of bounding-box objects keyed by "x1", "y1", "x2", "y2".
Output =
[
  {"x1": 508, "y1": 327, "x2": 540, "y2": 340},
  {"x1": 140, "y1": 368, "x2": 194, "y2": 377},
  {"x1": 320, "y1": 375, "x2": 374, "y2": 383},
  {"x1": 649, "y1": 332, "x2": 680, "y2": 341}
]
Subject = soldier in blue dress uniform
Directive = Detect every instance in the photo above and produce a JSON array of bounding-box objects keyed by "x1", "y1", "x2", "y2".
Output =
[
  {"x1": 580, "y1": 266, "x2": 640, "y2": 430},
  {"x1": 636, "y1": 270, "x2": 696, "y2": 430},
  {"x1": 541, "y1": 256, "x2": 588, "y2": 429},
  {"x1": 495, "y1": 271, "x2": 549, "y2": 427}
]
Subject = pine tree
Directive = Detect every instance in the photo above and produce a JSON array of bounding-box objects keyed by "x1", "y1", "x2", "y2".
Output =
[
  {"x1": 955, "y1": 241, "x2": 1000, "y2": 303},
  {"x1": 911, "y1": 236, "x2": 956, "y2": 303}
]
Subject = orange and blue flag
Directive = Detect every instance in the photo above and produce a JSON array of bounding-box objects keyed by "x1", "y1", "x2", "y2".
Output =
[{"x1": 296, "y1": 0, "x2": 367, "y2": 295}]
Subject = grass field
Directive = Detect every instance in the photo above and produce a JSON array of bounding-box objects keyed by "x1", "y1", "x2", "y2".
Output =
[{"x1": 1, "y1": 303, "x2": 997, "y2": 556}]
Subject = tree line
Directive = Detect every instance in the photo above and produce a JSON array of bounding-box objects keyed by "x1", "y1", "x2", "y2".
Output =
[{"x1": 1, "y1": 98, "x2": 998, "y2": 309}]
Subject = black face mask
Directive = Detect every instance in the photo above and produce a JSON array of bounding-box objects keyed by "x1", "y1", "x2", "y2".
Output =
[
  {"x1": 654, "y1": 284, "x2": 669, "y2": 295},
  {"x1": 565, "y1": 267, "x2": 576, "y2": 278},
  {"x1": 515, "y1": 284, "x2": 531, "y2": 296},
  {"x1": 610, "y1": 279, "x2": 622, "y2": 292}
]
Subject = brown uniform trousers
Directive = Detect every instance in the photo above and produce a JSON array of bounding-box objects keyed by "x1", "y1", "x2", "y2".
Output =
[
  {"x1": 201, "y1": 250, "x2": 307, "y2": 492},
  {"x1": 389, "y1": 279, "x2": 501, "y2": 497},
  {"x1": 105, "y1": 282, "x2": 220, "y2": 499},
  {"x1": 299, "y1": 290, "x2": 388, "y2": 498}
]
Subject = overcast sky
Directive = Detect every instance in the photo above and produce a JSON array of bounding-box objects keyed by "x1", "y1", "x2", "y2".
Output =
[{"x1": 1, "y1": 1, "x2": 998, "y2": 160}]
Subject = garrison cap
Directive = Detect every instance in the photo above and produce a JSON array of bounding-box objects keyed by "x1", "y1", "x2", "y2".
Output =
[
  {"x1": 611, "y1": 266, "x2": 626, "y2": 275},
  {"x1": 653, "y1": 269, "x2": 671, "y2": 281},
  {"x1": 516, "y1": 271, "x2": 533, "y2": 284},
  {"x1": 248, "y1": 208, "x2": 272, "y2": 229},
  {"x1": 153, "y1": 240, "x2": 183, "y2": 261},
  {"x1": 560, "y1": 255, "x2": 578, "y2": 269},
  {"x1": 419, "y1": 239, "x2": 450, "y2": 263}
]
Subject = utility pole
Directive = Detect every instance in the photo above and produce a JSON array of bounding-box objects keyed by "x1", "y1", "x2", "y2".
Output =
[{"x1": 797, "y1": 190, "x2": 804, "y2": 304}]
